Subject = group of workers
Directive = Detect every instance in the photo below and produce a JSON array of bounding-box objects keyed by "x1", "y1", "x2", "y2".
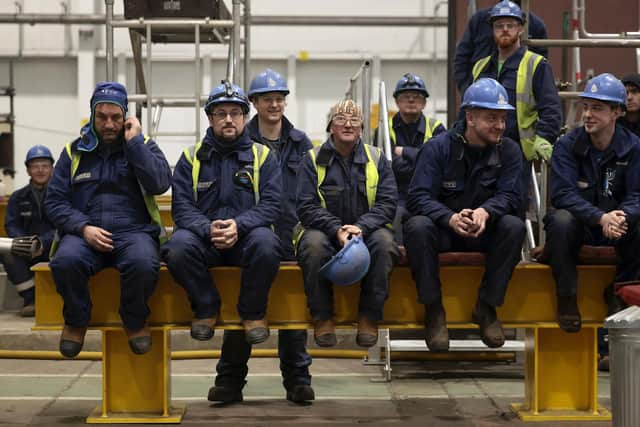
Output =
[{"x1": 3, "y1": 0, "x2": 640, "y2": 403}]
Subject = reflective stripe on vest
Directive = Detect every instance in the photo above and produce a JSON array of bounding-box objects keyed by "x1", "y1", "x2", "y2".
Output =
[
  {"x1": 472, "y1": 51, "x2": 544, "y2": 160},
  {"x1": 184, "y1": 142, "x2": 269, "y2": 206},
  {"x1": 388, "y1": 116, "x2": 442, "y2": 145},
  {"x1": 62, "y1": 136, "x2": 167, "y2": 245}
]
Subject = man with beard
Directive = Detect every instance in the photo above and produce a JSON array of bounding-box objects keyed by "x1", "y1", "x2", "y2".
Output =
[
  {"x1": 544, "y1": 73, "x2": 640, "y2": 334},
  {"x1": 471, "y1": 0, "x2": 561, "y2": 216},
  {"x1": 205, "y1": 70, "x2": 315, "y2": 404},
  {"x1": 618, "y1": 74, "x2": 640, "y2": 136},
  {"x1": 46, "y1": 82, "x2": 172, "y2": 358},
  {"x1": 404, "y1": 78, "x2": 525, "y2": 351},
  {"x1": 1, "y1": 145, "x2": 56, "y2": 316},
  {"x1": 296, "y1": 99, "x2": 398, "y2": 349},
  {"x1": 161, "y1": 81, "x2": 283, "y2": 402},
  {"x1": 454, "y1": 0, "x2": 548, "y2": 93}
]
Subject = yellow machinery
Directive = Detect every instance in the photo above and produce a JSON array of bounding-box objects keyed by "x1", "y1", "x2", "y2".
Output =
[{"x1": 33, "y1": 262, "x2": 613, "y2": 423}]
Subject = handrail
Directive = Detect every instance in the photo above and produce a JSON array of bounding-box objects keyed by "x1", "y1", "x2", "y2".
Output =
[{"x1": 378, "y1": 81, "x2": 393, "y2": 161}]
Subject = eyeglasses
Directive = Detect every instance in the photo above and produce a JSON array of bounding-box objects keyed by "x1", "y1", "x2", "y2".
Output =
[
  {"x1": 397, "y1": 92, "x2": 426, "y2": 102},
  {"x1": 493, "y1": 22, "x2": 519, "y2": 31},
  {"x1": 210, "y1": 110, "x2": 244, "y2": 121},
  {"x1": 333, "y1": 115, "x2": 362, "y2": 126}
]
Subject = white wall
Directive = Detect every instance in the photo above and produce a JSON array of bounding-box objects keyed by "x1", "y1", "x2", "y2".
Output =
[{"x1": 0, "y1": 0, "x2": 449, "y2": 188}]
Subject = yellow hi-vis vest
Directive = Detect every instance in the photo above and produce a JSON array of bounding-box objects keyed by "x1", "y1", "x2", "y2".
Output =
[
  {"x1": 50, "y1": 136, "x2": 167, "y2": 257},
  {"x1": 471, "y1": 50, "x2": 545, "y2": 161},
  {"x1": 388, "y1": 116, "x2": 442, "y2": 145},
  {"x1": 292, "y1": 143, "x2": 382, "y2": 250},
  {"x1": 183, "y1": 141, "x2": 269, "y2": 205}
]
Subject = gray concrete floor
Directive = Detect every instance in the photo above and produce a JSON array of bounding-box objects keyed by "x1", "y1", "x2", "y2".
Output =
[{"x1": 0, "y1": 310, "x2": 613, "y2": 426}]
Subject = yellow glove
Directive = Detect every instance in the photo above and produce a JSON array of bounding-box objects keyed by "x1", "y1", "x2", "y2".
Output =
[{"x1": 533, "y1": 136, "x2": 553, "y2": 162}]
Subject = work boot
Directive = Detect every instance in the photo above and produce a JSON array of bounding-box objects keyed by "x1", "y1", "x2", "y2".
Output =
[
  {"x1": 207, "y1": 385, "x2": 243, "y2": 404},
  {"x1": 598, "y1": 355, "x2": 610, "y2": 372},
  {"x1": 557, "y1": 295, "x2": 581, "y2": 333},
  {"x1": 424, "y1": 303, "x2": 449, "y2": 351},
  {"x1": 242, "y1": 318, "x2": 269, "y2": 344},
  {"x1": 126, "y1": 327, "x2": 152, "y2": 355},
  {"x1": 286, "y1": 384, "x2": 315, "y2": 403},
  {"x1": 20, "y1": 303, "x2": 35, "y2": 318},
  {"x1": 472, "y1": 300, "x2": 505, "y2": 348},
  {"x1": 59, "y1": 325, "x2": 87, "y2": 358},
  {"x1": 313, "y1": 319, "x2": 337, "y2": 347},
  {"x1": 190, "y1": 316, "x2": 217, "y2": 341},
  {"x1": 356, "y1": 315, "x2": 378, "y2": 348}
]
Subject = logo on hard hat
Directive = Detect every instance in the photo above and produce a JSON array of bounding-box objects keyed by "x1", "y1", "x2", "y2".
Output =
[
  {"x1": 498, "y1": 93, "x2": 508, "y2": 105},
  {"x1": 591, "y1": 84, "x2": 598, "y2": 93},
  {"x1": 499, "y1": 7, "x2": 510, "y2": 13},
  {"x1": 268, "y1": 78, "x2": 276, "y2": 87}
]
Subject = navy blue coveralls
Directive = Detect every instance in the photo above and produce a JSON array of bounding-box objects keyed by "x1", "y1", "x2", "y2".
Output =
[
  {"x1": 211, "y1": 115, "x2": 312, "y2": 393},
  {"x1": 1, "y1": 183, "x2": 55, "y2": 304},
  {"x1": 375, "y1": 113, "x2": 446, "y2": 242},
  {"x1": 296, "y1": 139, "x2": 399, "y2": 322},
  {"x1": 404, "y1": 122, "x2": 526, "y2": 308},
  {"x1": 472, "y1": 46, "x2": 562, "y2": 214},
  {"x1": 161, "y1": 128, "x2": 283, "y2": 391},
  {"x1": 45, "y1": 134, "x2": 172, "y2": 330},
  {"x1": 454, "y1": 6, "x2": 548, "y2": 93}
]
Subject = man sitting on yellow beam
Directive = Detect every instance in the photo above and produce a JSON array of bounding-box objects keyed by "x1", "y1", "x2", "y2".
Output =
[
  {"x1": 161, "y1": 81, "x2": 282, "y2": 349},
  {"x1": 404, "y1": 78, "x2": 526, "y2": 351}
]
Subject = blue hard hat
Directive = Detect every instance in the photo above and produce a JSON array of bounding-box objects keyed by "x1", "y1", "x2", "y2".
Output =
[
  {"x1": 393, "y1": 73, "x2": 429, "y2": 98},
  {"x1": 204, "y1": 80, "x2": 251, "y2": 114},
  {"x1": 248, "y1": 68, "x2": 289, "y2": 99},
  {"x1": 319, "y1": 235, "x2": 371, "y2": 286},
  {"x1": 580, "y1": 73, "x2": 626, "y2": 107},
  {"x1": 90, "y1": 81, "x2": 128, "y2": 114},
  {"x1": 489, "y1": 0, "x2": 524, "y2": 24},
  {"x1": 461, "y1": 78, "x2": 515, "y2": 111},
  {"x1": 25, "y1": 145, "x2": 54, "y2": 166}
]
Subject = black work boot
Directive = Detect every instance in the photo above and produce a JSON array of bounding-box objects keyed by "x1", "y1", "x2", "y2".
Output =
[
  {"x1": 126, "y1": 327, "x2": 152, "y2": 355},
  {"x1": 59, "y1": 325, "x2": 88, "y2": 358},
  {"x1": 207, "y1": 385, "x2": 243, "y2": 404},
  {"x1": 191, "y1": 316, "x2": 217, "y2": 341},
  {"x1": 424, "y1": 303, "x2": 449, "y2": 351},
  {"x1": 472, "y1": 300, "x2": 505, "y2": 348},
  {"x1": 286, "y1": 384, "x2": 315, "y2": 403},
  {"x1": 242, "y1": 319, "x2": 269, "y2": 344},
  {"x1": 557, "y1": 294, "x2": 581, "y2": 333}
]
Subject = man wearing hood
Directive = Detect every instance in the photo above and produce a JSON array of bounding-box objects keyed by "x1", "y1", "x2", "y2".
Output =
[
  {"x1": 46, "y1": 81, "x2": 172, "y2": 358},
  {"x1": 404, "y1": 78, "x2": 525, "y2": 352},
  {"x1": 161, "y1": 81, "x2": 283, "y2": 402}
]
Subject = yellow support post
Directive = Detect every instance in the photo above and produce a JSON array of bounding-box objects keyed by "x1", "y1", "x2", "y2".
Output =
[
  {"x1": 87, "y1": 326, "x2": 184, "y2": 424},
  {"x1": 511, "y1": 326, "x2": 611, "y2": 421}
]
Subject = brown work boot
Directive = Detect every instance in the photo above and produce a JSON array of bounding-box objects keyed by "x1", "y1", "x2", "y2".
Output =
[
  {"x1": 125, "y1": 327, "x2": 152, "y2": 355},
  {"x1": 472, "y1": 300, "x2": 505, "y2": 348},
  {"x1": 20, "y1": 303, "x2": 35, "y2": 317},
  {"x1": 557, "y1": 295, "x2": 581, "y2": 333},
  {"x1": 356, "y1": 315, "x2": 378, "y2": 348},
  {"x1": 313, "y1": 319, "x2": 337, "y2": 347},
  {"x1": 242, "y1": 318, "x2": 269, "y2": 344},
  {"x1": 190, "y1": 316, "x2": 218, "y2": 341},
  {"x1": 59, "y1": 325, "x2": 88, "y2": 358},
  {"x1": 424, "y1": 303, "x2": 449, "y2": 351}
]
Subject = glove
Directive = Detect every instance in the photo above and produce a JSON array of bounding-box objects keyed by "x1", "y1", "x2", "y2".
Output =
[{"x1": 533, "y1": 136, "x2": 553, "y2": 162}]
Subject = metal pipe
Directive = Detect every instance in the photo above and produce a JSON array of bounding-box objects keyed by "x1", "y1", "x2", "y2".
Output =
[
  {"x1": 61, "y1": 1, "x2": 71, "y2": 56},
  {"x1": 578, "y1": 0, "x2": 639, "y2": 39},
  {"x1": 539, "y1": 162, "x2": 548, "y2": 246},
  {"x1": 128, "y1": 95, "x2": 209, "y2": 103},
  {"x1": 557, "y1": 91, "x2": 583, "y2": 99},
  {"x1": 105, "y1": 0, "x2": 114, "y2": 81},
  {"x1": 154, "y1": 131, "x2": 198, "y2": 137},
  {"x1": 111, "y1": 19, "x2": 234, "y2": 29},
  {"x1": 194, "y1": 23, "x2": 201, "y2": 141},
  {"x1": 0, "y1": 238, "x2": 12, "y2": 254},
  {"x1": 362, "y1": 60, "x2": 371, "y2": 145},
  {"x1": 378, "y1": 82, "x2": 392, "y2": 161},
  {"x1": 14, "y1": 2, "x2": 23, "y2": 57},
  {"x1": 243, "y1": 0, "x2": 251, "y2": 91},
  {"x1": 521, "y1": 0, "x2": 529, "y2": 50},
  {"x1": 572, "y1": 0, "x2": 582, "y2": 85},
  {"x1": 146, "y1": 23, "x2": 152, "y2": 137},
  {"x1": 249, "y1": 16, "x2": 447, "y2": 26},
  {"x1": 345, "y1": 60, "x2": 370, "y2": 99},
  {"x1": 226, "y1": 39, "x2": 234, "y2": 83},
  {"x1": 527, "y1": 39, "x2": 640, "y2": 48},
  {"x1": 232, "y1": 0, "x2": 241, "y2": 84},
  {"x1": 530, "y1": 164, "x2": 541, "y2": 216}
]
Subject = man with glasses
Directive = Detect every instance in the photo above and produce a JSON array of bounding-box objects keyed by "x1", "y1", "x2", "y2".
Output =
[
  {"x1": 375, "y1": 73, "x2": 446, "y2": 243},
  {"x1": 1, "y1": 145, "x2": 55, "y2": 317},
  {"x1": 162, "y1": 81, "x2": 283, "y2": 402},
  {"x1": 454, "y1": 0, "x2": 548, "y2": 93},
  {"x1": 296, "y1": 99, "x2": 398, "y2": 348},
  {"x1": 470, "y1": 0, "x2": 561, "y2": 216},
  {"x1": 204, "y1": 70, "x2": 314, "y2": 404}
]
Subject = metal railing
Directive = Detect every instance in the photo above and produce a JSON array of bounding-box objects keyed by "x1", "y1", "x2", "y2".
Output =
[
  {"x1": 344, "y1": 60, "x2": 372, "y2": 145},
  {"x1": 377, "y1": 82, "x2": 393, "y2": 161}
]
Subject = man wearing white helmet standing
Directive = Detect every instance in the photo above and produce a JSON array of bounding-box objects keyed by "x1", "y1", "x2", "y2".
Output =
[
  {"x1": 295, "y1": 99, "x2": 398, "y2": 349},
  {"x1": 404, "y1": 78, "x2": 525, "y2": 351},
  {"x1": 0, "y1": 145, "x2": 56, "y2": 316},
  {"x1": 206, "y1": 69, "x2": 314, "y2": 404},
  {"x1": 544, "y1": 73, "x2": 640, "y2": 333}
]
